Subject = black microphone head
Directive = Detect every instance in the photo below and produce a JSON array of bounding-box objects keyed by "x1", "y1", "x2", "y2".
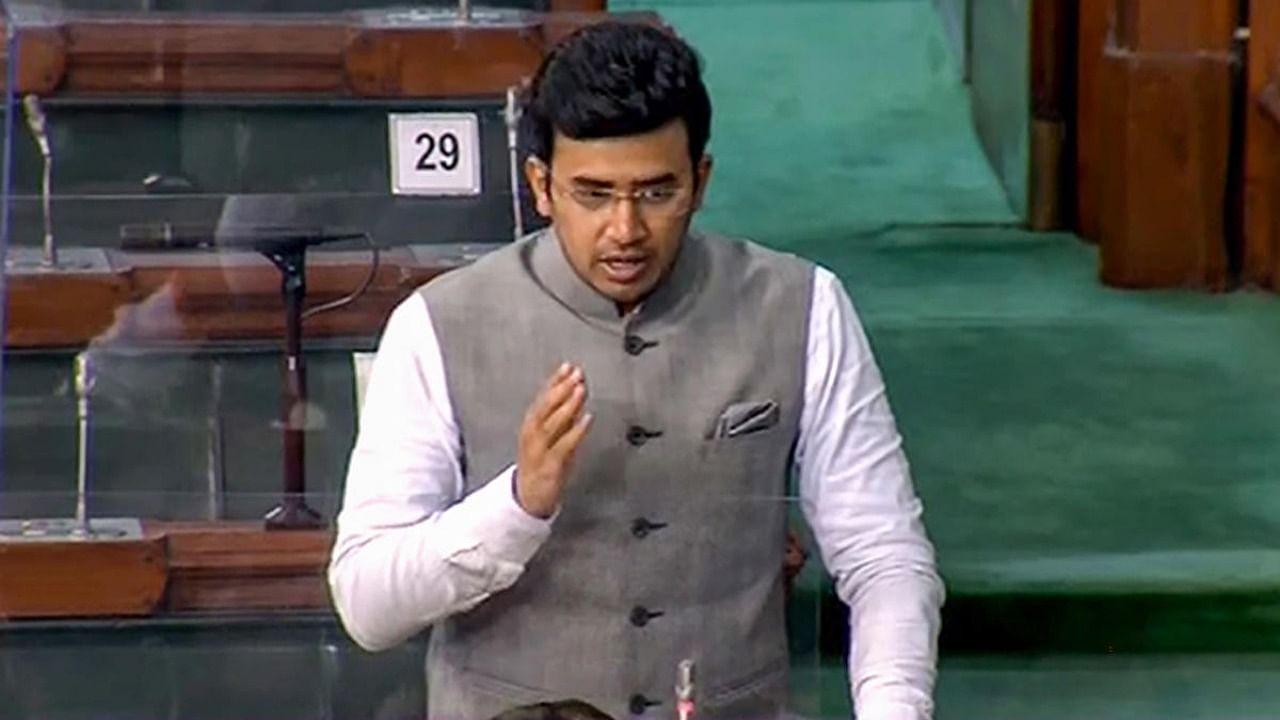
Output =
[{"x1": 119, "y1": 223, "x2": 366, "y2": 252}]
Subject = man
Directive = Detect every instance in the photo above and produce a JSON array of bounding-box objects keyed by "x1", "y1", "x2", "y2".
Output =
[{"x1": 329, "y1": 20, "x2": 944, "y2": 720}]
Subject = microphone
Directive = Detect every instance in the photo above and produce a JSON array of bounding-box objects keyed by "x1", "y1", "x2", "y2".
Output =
[
  {"x1": 118, "y1": 223, "x2": 366, "y2": 255},
  {"x1": 676, "y1": 659, "x2": 696, "y2": 720},
  {"x1": 22, "y1": 94, "x2": 50, "y2": 158},
  {"x1": 24, "y1": 94, "x2": 57, "y2": 267}
]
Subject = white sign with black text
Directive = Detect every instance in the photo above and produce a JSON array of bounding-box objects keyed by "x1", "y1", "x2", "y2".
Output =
[{"x1": 388, "y1": 113, "x2": 482, "y2": 196}]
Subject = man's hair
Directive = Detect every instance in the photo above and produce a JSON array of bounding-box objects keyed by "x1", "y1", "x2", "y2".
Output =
[
  {"x1": 487, "y1": 699, "x2": 616, "y2": 720},
  {"x1": 520, "y1": 20, "x2": 712, "y2": 170}
]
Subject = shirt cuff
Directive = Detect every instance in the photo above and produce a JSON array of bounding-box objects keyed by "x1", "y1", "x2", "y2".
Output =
[
  {"x1": 854, "y1": 703, "x2": 930, "y2": 720},
  {"x1": 465, "y1": 465, "x2": 555, "y2": 568}
]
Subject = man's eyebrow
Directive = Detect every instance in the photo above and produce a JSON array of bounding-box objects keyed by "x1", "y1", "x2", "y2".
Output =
[
  {"x1": 568, "y1": 175, "x2": 613, "y2": 189},
  {"x1": 568, "y1": 172, "x2": 680, "y2": 188}
]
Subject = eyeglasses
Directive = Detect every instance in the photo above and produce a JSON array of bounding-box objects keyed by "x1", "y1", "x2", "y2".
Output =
[{"x1": 547, "y1": 175, "x2": 692, "y2": 217}]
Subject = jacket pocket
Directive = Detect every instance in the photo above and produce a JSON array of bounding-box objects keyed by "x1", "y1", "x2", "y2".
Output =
[
  {"x1": 462, "y1": 666, "x2": 549, "y2": 706},
  {"x1": 704, "y1": 656, "x2": 788, "y2": 707},
  {"x1": 712, "y1": 400, "x2": 780, "y2": 439}
]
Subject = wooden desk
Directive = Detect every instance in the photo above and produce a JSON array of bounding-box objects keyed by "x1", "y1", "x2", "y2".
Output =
[
  {"x1": 0, "y1": 521, "x2": 332, "y2": 619},
  {"x1": 0, "y1": 5, "x2": 646, "y2": 100},
  {"x1": 1244, "y1": 2, "x2": 1280, "y2": 289},
  {"x1": 3, "y1": 244, "x2": 492, "y2": 349},
  {"x1": 0, "y1": 244, "x2": 479, "y2": 621}
]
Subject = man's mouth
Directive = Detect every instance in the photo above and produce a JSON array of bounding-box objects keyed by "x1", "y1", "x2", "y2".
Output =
[{"x1": 599, "y1": 255, "x2": 649, "y2": 284}]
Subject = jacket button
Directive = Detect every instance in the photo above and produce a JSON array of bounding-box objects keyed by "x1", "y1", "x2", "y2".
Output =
[
  {"x1": 624, "y1": 335, "x2": 649, "y2": 356},
  {"x1": 630, "y1": 605, "x2": 663, "y2": 627},
  {"x1": 631, "y1": 518, "x2": 667, "y2": 539},
  {"x1": 626, "y1": 426, "x2": 661, "y2": 446},
  {"x1": 629, "y1": 694, "x2": 659, "y2": 715}
]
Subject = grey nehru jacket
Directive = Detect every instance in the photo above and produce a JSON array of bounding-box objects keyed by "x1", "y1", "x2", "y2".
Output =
[{"x1": 418, "y1": 228, "x2": 815, "y2": 720}]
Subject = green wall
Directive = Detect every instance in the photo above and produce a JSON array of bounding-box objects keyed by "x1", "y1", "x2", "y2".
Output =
[
  {"x1": 968, "y1": 0, "x2": 1031, "y2": 220},
  {"x1": 934, "y1": 0, "x2": 969, "y2": 78}
]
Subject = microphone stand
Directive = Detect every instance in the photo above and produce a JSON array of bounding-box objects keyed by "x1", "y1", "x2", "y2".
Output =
[
  {"x1": 261, "y1": 241, "x2": 322, "y2": 530},
  {"x1": 119, "y1": 224, "x2": 367, "y2": 530},
  {"x1": 22, "y1": 95, "x2": 56, "y2": 268}
]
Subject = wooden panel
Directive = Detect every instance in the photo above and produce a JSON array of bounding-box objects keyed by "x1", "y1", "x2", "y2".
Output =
[
  {"x1": 163, "y1": 522, "x2": 332, "y2": 613},
  {"x1": 166, "y1": 574, "x2": 329, "y2": 612},
  {"x1": 1076, "y1": 0, "x2": 1110, "y2": 241},
  {"x1": 549, "y1": 0, "x2": 608, "y2": 10},
  {"x1": 4, "y1": 270, "x2": 130, "y2": 349},
  {"x1": 0, "y1": 521, "x2": 333, "y2": 619},
  {"x1": 1244, "y1": 1, "x2": 1280, "y2": 289},
  {"x1": 1029, "y1": 0, "x2": 1070, "y2": 230},
  {"x1": 0, "y1": 534, "x2": 168, "y2": 618},
  {"x1": 1031, "y1": 0, "x2": 1069, "y2": 120},
  {"x1": 345, "y1": 25, "x2": 543, "y2": 98},
  {"x1": 1029, "y1": 118, "x2": 1066, "y2": 230},
  {"x1": 2, "y1": 518, "x2": 806, "y2": 619},
  {"x1": 0, "y1": 9, "x2": 645, "y2": 98},
  {"x1": 1098, "y1": 49, "x2": 1232, "y2": 288},
  {"x1": 1082, "y1": 0, "x2": 1237, "y2": 247},
  {"x1": 543, "y1": 9, "x2": 661, "y2": 48},
  {"x1": 63, "y1": 20, "x2": 346, "y2": 95},
  {"x1": 1096, "y1": 0, "x2": 1237, "y2": 289},
  {"x1": 4, "y1": 248, "x2": 453, "y2": 349},
  {"x1": 0, "y1": 25, "x2": 67, "y2": 95},
  {"x1": 1114, "y1": 0, "x2": 1237, "y2": 52}
]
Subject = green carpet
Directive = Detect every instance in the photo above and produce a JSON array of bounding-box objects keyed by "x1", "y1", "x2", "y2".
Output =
[
  {"x1": 794, "y1": 656, "x2": 1280, "y2": 720},
  {"x1": 615, "y1": 0, "x2": 1280, "y2": 608},
  {"x1": 614, "y1": 4, "x2": 1280, "y2": 717},
  {"x1": 809, "y1": 227, "x2": 1280, "y2": 596},
  {"x1": 612, "y1": 0, "x2": 1018, "y2": 242}
]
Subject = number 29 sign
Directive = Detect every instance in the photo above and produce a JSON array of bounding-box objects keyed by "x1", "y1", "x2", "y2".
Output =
[{"x1": 388, "y1": 113, "x2": 482, "y2": 196}]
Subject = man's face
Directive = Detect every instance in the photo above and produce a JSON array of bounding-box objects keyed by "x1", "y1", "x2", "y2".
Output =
[{"x1": 525, "y1": 120, "x2": 713, "y2": 314}]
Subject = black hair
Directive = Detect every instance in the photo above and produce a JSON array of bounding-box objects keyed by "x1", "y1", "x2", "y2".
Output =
[
  {"x1": 520, "y1": 20, "x2": 712, "y2": 170},
  {"x1": 487, "y1": 699, "x2": 616, "y2": 720}
]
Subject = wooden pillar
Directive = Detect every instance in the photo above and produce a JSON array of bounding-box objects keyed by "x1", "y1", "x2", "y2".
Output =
[
  {"x1": 1075, "y1": 0, "x2": 1111, "y2": 242},
  {"x1": 1244, "y1": 1, "x2": 1280, "y2": 290},
  {"x1": 1097, "y1": 0, "x2": 1237, "y2": 289},
  {"x1": 548, "y1": 0, "x2": 608, "y2": 11},
  {"x1": 1029, "y1": 0, "x2": 1071, "y2": 231}
]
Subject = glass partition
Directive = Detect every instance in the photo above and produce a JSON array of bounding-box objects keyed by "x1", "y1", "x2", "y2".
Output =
[
  {"x1": 0, "y1": 0, "x2": 584, "y2": 525},
  {"x1": 3, "y1": 2, "x2": 1279, "y2": 720},
  {"x1": 0, "y1": 489, "x2": 829, "y2": 720}
]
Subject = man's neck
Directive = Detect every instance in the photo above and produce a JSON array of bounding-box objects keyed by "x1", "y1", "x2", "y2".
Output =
[{"x1": 615, "y1": 300, "x2": 642, "y2": 318}]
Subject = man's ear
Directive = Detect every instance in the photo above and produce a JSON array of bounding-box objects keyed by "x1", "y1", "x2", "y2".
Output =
[
  {"x1": 524, "y1": 157, "x2": 553, "y2": 218},
  {"x1": 691, "y1": 154, "x2": 714, "y2": 211}
]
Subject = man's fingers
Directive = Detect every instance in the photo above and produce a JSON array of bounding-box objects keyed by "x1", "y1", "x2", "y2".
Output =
[
  {"x1": 540, "y1": 381, "x2": 586, "y2": 444},
  {"x1": 531, "y1": 364, "x2": 582, "y2": 425},
  {"x1": 548, "y1": 410, "x2": 592, "y2": 463}
]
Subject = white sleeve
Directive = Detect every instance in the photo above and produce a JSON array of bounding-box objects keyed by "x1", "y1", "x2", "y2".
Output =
[
  {"x1": 795, "y1": 266, "x2": 946, "y2": 720},
  {"x1": 327, "y1": 293, "x2": 554, "y2": 652}
]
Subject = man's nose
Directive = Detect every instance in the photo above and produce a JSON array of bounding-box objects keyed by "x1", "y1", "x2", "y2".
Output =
[{"x1": 604, "y1": 197, "x2": 647, "y2": 244}]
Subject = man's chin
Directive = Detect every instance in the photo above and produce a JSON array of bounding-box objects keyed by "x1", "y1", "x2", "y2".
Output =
[{"x1": 594, "y1": 278, "x2": 653, "y2": 309}]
